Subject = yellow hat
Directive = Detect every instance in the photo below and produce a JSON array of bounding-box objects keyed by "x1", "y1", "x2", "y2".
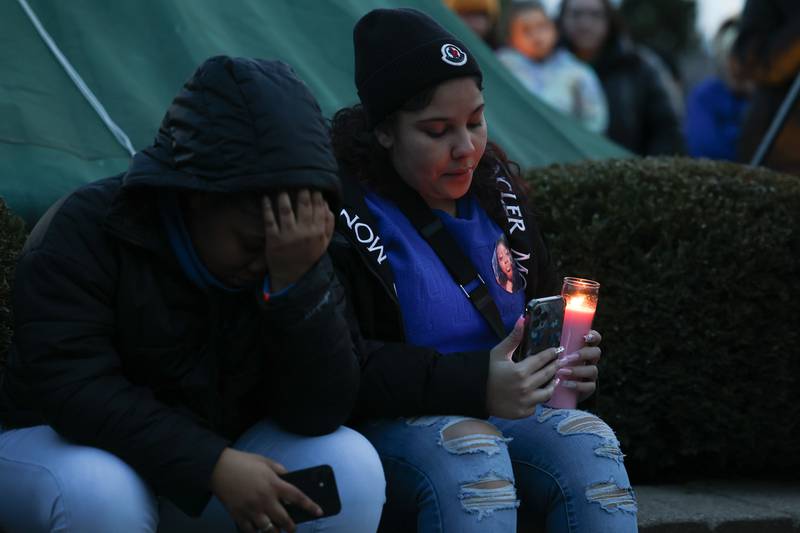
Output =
[{"x1": 443, "y1": 0, "x2": 500, "y2": 21}]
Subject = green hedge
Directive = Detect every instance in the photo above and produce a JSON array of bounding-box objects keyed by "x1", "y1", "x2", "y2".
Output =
[
  {"x1": 527, "y1": 157, "x2": 800, "y2": 482},
  {"x1": 0, "y1": 198, "x2": 26, "y2": 369}
]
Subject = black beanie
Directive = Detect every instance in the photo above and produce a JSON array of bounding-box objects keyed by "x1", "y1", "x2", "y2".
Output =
[{"x1": 354, "y1": 8, "x2": 483, "y2": 127}]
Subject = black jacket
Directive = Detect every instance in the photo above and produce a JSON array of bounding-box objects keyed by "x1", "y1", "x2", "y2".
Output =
[
  {"x1": 0, "y1": 56, "x2": 358, "y2": 515},
  {"x1": 330, "y1": 164, "x2": 557, "y2": 422},
  {"x1": 592, "y1": 38, "x2": 685, "y2": 156}
]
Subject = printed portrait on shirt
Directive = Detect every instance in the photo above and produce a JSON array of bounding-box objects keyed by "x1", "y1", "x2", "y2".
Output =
[{"x1": 492, "y1": 235, "x2": 522, "y2": 293}]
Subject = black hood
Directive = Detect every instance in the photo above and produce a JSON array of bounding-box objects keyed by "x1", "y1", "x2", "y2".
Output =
[{"x1": 123, "y1": 56, "x2": 340, "y2": 206}]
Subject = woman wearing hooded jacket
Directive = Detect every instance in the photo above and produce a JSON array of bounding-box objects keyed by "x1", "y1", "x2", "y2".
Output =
[
  {"x1": 557, "y1": 0, "x2": 684, "y2": 156},
  {"x1": 0, "y1": 56, "x2": 385, "y2": 533},
  {"x1": 330, "y1": 8, "x2": 637, "y2": 533}
]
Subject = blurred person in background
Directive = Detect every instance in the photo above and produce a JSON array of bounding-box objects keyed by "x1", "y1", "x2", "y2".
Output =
[
  {"x1": 444, "y1": 0, "x2": 501, "y2": 49},
  {"x1": 734, "y1": 0, "x2": 800, "y2": 174},
  {"x1": 685, "y1": 17, "x2": 752, "y2": 161},
  {"x1": 496, "y1": 0, "x2": 609, "y2": 133},
  {"x1": 557, "y1": 0, "x2": 685, "y2": 155}
]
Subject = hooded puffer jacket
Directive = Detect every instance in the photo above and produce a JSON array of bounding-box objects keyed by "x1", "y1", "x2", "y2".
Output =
[{"x1": 0, "y1": 56, "x2": 357, "y2": 515}]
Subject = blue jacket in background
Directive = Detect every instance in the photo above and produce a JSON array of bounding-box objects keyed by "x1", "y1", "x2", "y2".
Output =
[{"x1": 685, "y1": 77, "x2": 749, "y2": 161}]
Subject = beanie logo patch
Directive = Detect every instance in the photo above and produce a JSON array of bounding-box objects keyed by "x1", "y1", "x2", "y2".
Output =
[{"x1": 440, "y1": 44, "x2": 468, "y2": 66}]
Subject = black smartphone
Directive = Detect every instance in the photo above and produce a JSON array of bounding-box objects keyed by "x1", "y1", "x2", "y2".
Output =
[
  {"x1": 279, "y1": 464, "x2": 341, "y2": 524},
  {"x1": 513, "y1": 295, "x2": 565, "y2": 362}
]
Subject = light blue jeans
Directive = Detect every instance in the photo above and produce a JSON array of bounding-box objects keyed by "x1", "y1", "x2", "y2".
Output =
[
  {"x1": 358, "y1": 406, "x2": 637, "y2": 533},
  {"x1": 0, "y1": 420, "x2": 386, "y2": 532}
]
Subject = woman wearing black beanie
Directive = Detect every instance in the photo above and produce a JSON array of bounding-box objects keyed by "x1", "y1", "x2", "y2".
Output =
[{"x1": 330, "y1": 8, "x2": 637, "y2": 533}]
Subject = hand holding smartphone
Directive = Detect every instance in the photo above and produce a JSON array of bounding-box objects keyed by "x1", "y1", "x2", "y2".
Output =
[
  {"x1": 279, "y1": 464, "x2": 341, "y2": 524},
  {"x1": 513, "y1": 295, "x2": 565, "y2": 362}
]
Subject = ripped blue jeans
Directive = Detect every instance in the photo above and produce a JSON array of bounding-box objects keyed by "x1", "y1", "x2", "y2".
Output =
[{"x1": 358, "y1": 405, "x2": 637, "y2": 533}]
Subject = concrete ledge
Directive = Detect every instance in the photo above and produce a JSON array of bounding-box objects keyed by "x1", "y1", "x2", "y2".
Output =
[{"x1": 637, "y1": 481, "x2": 800, "y2": 532}]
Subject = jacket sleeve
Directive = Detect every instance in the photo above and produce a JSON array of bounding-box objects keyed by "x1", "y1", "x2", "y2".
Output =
[
  {"x1": 576, "y1": 63, "x2": 609, "y2": 134},
  {"x1": 354, "y1": 338, "x2": 490, "y2": 420},
  {"x1": 12, "y1": 247, "x2": 228, "y2": 516},
  {"x1": 639, "y1": 51, "x2": 685, "y2": 156},
  {"x1": 258, "y1": 254, "x2": 360, "y2": 434},
  {"x1": 329, "y1": 235, "x2": 491, "y2": 420},
  {"x1": 632, "y1": 46, "x2": 685, "y2": 155}
]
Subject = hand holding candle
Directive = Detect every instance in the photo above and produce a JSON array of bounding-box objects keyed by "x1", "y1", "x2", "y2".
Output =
[{"x1": 546, "y1": 277, "x2": 600, "y2": 409}]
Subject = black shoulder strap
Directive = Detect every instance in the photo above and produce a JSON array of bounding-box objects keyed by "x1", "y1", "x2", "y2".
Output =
[
  {"x1": 392, "y1": 182, "x2": 507, "y2": 340},
  {"x1": 492, "y1": 160, "x2": 538, "y2": 301},
  {"x1": 336, "y1": 173, "x2": 399, "y2": 300}
]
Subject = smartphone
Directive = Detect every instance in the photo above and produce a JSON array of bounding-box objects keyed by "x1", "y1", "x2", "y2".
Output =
[
  {"x1": 279, "y1": 464, "x2": 341, "y2": 524},
  {"x1": 513, "y1": 295, "x2": 565, "y2": 362}
]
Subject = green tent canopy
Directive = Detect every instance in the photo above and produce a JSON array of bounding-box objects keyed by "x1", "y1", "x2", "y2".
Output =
[{"x1": 1, "y1": 0, "x2": 628, "y2": 226}]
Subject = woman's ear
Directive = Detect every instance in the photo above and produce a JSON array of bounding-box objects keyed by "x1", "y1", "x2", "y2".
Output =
[{"x1": 374, "y1": 124, "x2": 394, "y2": 150}]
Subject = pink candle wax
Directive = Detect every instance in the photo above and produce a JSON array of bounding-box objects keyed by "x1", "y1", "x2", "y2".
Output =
[{"x1": 548, "y1": 296, "x2": 596, "y2": 409}]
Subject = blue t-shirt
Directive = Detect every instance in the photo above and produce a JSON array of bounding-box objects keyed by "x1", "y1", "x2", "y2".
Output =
[{"x1": 365, "y1": 192, "x2": 526, "y2": 353}]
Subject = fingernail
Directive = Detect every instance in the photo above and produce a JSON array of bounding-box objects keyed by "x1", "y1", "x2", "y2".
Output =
[
  {"x1": 316, "y1": 506, "x2": 324, "y2": 516},
  {"x1": 584, "y1": 333, "x2": 595, "y2": 343},
  {"x1": 556, "y1": 367, "x2": 573, "y2": 376},
  {"x1": 561, "y1": 380, "x2": 578, "y2": 389},
  {"x1": 554, "y1": 346, "x2": 565, "y2": 355},
  {"x1": 557, "y1": 353, "x2": 580, "y2": 367}
]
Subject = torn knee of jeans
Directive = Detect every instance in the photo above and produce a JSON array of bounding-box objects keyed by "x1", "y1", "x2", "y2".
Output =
[
  {"x1": 594, "y1": 441, "x2": 625, "y2": 464},
  {"x1": 459, "y1": 472, "x2": 519, "y2": 520},
  {"x1": 556, "y1": 412, "x2": 618, "y2": 442},
  {"x1": 440, "y1": 419, "x2": 511, "y2": 456},
  {"x1": 537, "y1": 406, "x2": 560, "y2": 422},
  {"x1": 555, "y1": 412, "x2": 626, "y2": 463},
  {"x1": 585, "y1": 478, "x2": 637, "y2": 514}
]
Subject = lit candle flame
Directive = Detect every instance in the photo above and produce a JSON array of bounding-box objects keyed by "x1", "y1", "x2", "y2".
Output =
[{"x1": 566, "y1": 294, "x2": 595, "y2": 312}]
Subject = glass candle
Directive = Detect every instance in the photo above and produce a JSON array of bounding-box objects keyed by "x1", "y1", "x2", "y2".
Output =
[{"x1": 547, "y1": 277, "x2": 600, "y2": 409}]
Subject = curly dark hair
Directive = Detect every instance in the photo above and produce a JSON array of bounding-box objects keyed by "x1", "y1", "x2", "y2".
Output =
[{"x1": 330, "y1": 78, "x2": 530, "y2": 225}]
